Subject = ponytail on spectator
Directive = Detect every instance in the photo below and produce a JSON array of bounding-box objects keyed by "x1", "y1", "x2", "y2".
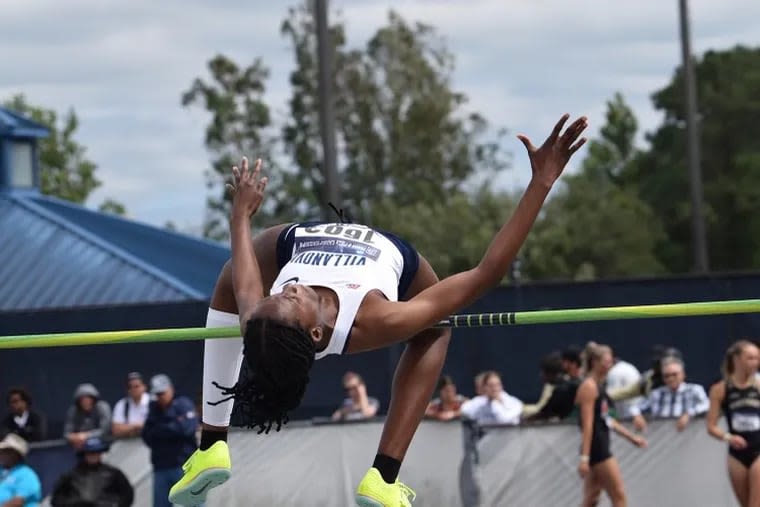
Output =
[
  {"x1": 722, "y1": 340, "x2": 755, "y2": 379},
  {"x1": 581, "y1": 341, "x2": 612, "y2": 373}
]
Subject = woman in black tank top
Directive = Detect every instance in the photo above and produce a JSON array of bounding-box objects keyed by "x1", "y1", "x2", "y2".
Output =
[
  {"x1": 707, "y1": 340, "x2": 760, "y2": 507},
  {"x1": 576, "y1": 342, "x2": 647, "y2": 507}
]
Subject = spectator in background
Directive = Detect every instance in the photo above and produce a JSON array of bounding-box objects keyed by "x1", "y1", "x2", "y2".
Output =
[
  {"x1": 0, "y1": 433, "x2": 41, "y2": 507},
  {"x1": 111, "y1": 372, "x2": 149, "y2": 439},
  {"x1": 63, "y1": 384, "x2": 111, "y2": 451},
  {"x1": 606, "y1": 356, "x2": 642, "y2": 420},
  {"x1": 2, "y1": 388, "x2": 47, "y2": 442},
  {"x1": 461, "y1": 371, "x2": 523, "y2": 425},
  {"x1": 50, "y1": 436, "x2": 133, "y2": 507},
  {"x1": 561, "y1": 346, "x2": 583, "y2": 381},
  {"x1": 523, "y1": 352, "x2": 580, "y2": 422},
  {"x1": 609, "y1": 345, "x2": 684, "y2": 403},
  {"x1": 648, "y1": 346, "x2": 684, "y2": 391},
  {"x1": 425, "y1": 376, "x2": 468, "y2": 421},
  {"x1": 631, "y1": 357, "x2": 709, "y2": 432},
  {"x1": 332, "y1": 372, "x2": 379, "y2": 422},
  {"x1": 142, "y1": 374, "x2": 199, "y2": 507},
  {"x1": 473, "y1": 372, "x2": 487, "y2": 396}
]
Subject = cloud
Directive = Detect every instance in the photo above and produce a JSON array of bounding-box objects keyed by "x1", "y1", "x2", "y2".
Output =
[{"x1": 2, "y1": 0, "x2": 759, "y2": 229}]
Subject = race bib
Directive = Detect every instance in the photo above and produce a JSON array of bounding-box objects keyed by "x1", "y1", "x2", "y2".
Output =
[{"x1": 732, "y1": 413, "x2": 760, "y2": 432}]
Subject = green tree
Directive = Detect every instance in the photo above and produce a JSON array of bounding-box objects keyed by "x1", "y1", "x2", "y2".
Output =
[
  {"x1": 523, "y1": 93, "x2": 665, "y2": 280},
  {"x1": 281, "y1": 6, "x2": 507, "y2": 224},
  {"x1": 4, "y1": 95, "x2": 127, "y2": 213},
  {"x1": 373, "y1": 185, "x2": 518, "y2": 276},
  {"x1": 187, "y1": 4, "x2": 510, "y2": 274},
  {"x1": 629, "y1": 46, "x2": 760, "y2": 272},
  {"x1": 98, "y1": 198, "x2": 126, "y2": 216},
  {"x1": 6, "y1": 96, "x2": 88, "y2": 199},
  {"x1": 279, "y1": 5, "x2": 509, "y2": 276},
  {"x1": 181, "y1": 55, "x2": 284, "y2": 240}
]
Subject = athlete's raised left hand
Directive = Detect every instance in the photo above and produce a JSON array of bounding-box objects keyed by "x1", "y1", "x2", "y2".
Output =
[
  {"x1": 517, "y1": 114, "x2": 588, "y2": 189},
  {"x1": 229, "y1": 157, "x2": 268, "y2": 219}
]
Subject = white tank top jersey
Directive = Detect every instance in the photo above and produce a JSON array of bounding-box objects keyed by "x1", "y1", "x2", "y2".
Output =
[{"x1": 270, "y1": 223, "x2": 405, "y2": 360}]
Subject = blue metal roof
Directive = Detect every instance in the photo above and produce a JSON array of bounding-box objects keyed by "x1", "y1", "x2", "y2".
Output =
[
  {"x1": 0, "y1": 192, "x2": 231, "y2": 311},
  {"x1": 0, "y1": 107, "x2": 49, "y2": 138}
]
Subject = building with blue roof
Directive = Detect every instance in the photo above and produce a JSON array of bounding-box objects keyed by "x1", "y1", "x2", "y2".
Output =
[{"x1": 0, "y1": 106, "x2": 230, "y2": 311}]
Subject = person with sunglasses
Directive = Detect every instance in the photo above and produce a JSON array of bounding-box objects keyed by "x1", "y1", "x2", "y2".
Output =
[
  {"x1": 630, "y1": 356, "x2": 709, "y2": 432},
  {"x1": 332, "y1": 372, "x2": 380, "y2": 422}
]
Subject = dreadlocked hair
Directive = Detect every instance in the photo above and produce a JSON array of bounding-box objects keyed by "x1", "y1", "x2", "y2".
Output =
[{"x1": 210, "y1": 317, "x2": 316, "y2": 434}]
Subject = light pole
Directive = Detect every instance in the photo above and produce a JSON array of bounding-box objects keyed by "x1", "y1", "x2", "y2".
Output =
[
  {"x1": 314, "y1": 0, "x2": 341, "y2": 220},
  {"x1": 678, "y1": 0, "x2": 709, "y2": 272}
]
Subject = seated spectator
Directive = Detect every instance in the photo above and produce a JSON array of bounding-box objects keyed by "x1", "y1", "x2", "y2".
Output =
[
  {"x1": 64, "y1": 384, "x2": 112, "y2": 451},
  {"x1": 631, "y1": 356, "x2": 708, "y2": 432},
  {"x1": 2, "y1": 388, "x2": 47, "y2": 442},
  {"x1": 50, "y1": 436, "x2": 134, "y2": 507},
  {"x1": 473, "y1": 372, "x2": 487, "y2": 397},
  {"x1": 609, "y1": 345, "x2": 684, "y2": 402},
  {"x1": 425, "y1": 376, "x2": 468, "y2": 421},
  {"x1": 561, "y1": 346, "x2": 583, "y2": 381},
  {"x1": 141, "y1": 374, "x2": 199, "y2": 507},
  {"x1": 461, "y1": 371, "x2": 523, "y2": 425},
  {"x1": 332, "y1": 372, "x2": 379, "y2": 422},
  {"x1": 606, "y1": 355, "x2": 643, "y2": 420},
  {"x1": 523, "y1": 352, "x2": 579, "y2": 422},
  {"x1": 0, "y1": 433, "x2": 42, "y2": 507},
  {"x1": 111, "y1": 372, "x2": 149, "y2": 439}
]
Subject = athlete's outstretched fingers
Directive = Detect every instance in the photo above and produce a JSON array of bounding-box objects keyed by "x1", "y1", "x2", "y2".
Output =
[
  {"x1": 561, "y1": 116, "x2": 588, "y2": 147},
  {"x1": 549, "y1": 113, "x2": 570, "y2": 142},
  {"x1": 569, "y1": 138, "x2": 588, "y2": 155}
]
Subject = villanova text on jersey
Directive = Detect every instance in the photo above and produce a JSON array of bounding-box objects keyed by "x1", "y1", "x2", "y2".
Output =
[{"x1": 292, "y1": 235, "x2": 382, "y2": 268}]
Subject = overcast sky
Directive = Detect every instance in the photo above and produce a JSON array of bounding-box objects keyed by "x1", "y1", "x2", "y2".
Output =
[{"x1": 2, "y1": 0, "x2": 759, "y2": 234}]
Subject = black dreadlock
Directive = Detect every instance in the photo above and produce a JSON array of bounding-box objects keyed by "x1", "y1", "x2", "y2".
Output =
[{"x1": 209, "y1": 318, "x2": 316, "y2": 434}]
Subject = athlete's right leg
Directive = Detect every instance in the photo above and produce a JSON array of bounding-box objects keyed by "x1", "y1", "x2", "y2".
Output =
[
  {"x1": 729, "y1": 455, "x2": 751, "y2": 507},
  {"x1": 168, "y1": 264, "x2": 240, "y2": 506},
  {"x1": 170, "y1": 224, "x2": 290, "y2": 506},
  {"x1": 747, "y1": 454, "x2": 760, "y2": 507},
  {"x1": 593, "y1": 458, "x2": 626, "y2": 507},
  {"x1": 580, "y1": 471, "x2": 602, "y2": 507}
]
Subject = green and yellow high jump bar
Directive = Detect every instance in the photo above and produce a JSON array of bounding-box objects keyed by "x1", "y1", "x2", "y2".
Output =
[{"x1": 1, "y1": 298, "x2": 759, "y2": 350}]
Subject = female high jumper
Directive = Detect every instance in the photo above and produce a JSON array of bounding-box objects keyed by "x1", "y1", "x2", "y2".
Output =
[{"x1": 169, "y1": 114, "x2": 589, "y2": 507}]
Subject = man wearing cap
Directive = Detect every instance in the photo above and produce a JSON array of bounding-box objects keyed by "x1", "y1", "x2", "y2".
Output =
[
  {"x1": 63, "y1": 384, "x2": 112, "y2": 451},
  {"x1": 50, "y1": 436, "x2": 133, "y2": 507},
  {"x1": 142, "y1": 374, "x2": 199, "y2": 507},
  {"x1": 111, "y1": 373, "x2": 150, "y2": 439},
  {"x1": 0, "y1": 433, "x2": 42, "y2": 507}
]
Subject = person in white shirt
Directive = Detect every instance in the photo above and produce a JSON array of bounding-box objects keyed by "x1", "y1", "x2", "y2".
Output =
[
  {"x1": 631, "y1": 357, "x2": 709, "y2": 432},
  {"x1": 111, "y1": 372, "x2": 150, "y2": 438},
  {"x1": 606, "y1": 358, "x2": 643, "y2": 420},
  {"x1": 461, "y1": 371, "x2": 523, "y2": 425}
]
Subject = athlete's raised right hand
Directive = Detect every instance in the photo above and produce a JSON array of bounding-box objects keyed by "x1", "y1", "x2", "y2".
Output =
[{"x1": 229, "y1": 157, "x2": 268, "y2": 219}]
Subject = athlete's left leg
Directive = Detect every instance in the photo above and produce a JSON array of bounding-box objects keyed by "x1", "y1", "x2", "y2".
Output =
[
  {"x1": 356, "y1": 255, "x2": 451, "y2": 506},
  {"x1": 378, "y1": 255, "x2": 451, "y2": 458}
]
